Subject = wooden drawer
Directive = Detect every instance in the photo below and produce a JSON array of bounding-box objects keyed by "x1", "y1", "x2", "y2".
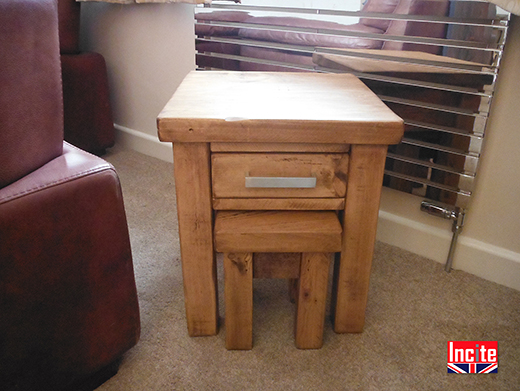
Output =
[{"x1": 211, "y1": 153, "x2": 349, "y2": 202}]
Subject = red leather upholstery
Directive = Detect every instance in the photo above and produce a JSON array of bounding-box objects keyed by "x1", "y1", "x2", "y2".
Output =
[
  {"x1": 0, "y1": 145, "x2": 140, "y2": 390},
  {"x1": 61, "y1": 52, "x2": 115, "y2": 155},
  {"x1": 57, "y1": 0, "x2": 81, "y2": 54},
  {"x1": 238, "y1": 16, "x2": 386, "y2": 50},
  {"x1": 58, "y1": 0, "x2": 115, "y2": 155},
  {"x1": 382, "y1": 0, "x2": 450, "y2": 54},
  {"x1": 360, "y1": 0, "x2": 400, "y2": 30},
  {"x1": 0, "y1": 1, "x2": 140, "y2": 389},
  {"x1": 195, "y1": 10, "x2": 251, "y2": 36},
  {"x1": 0, "y1": 0, "x2": 63, "y2": 188}
]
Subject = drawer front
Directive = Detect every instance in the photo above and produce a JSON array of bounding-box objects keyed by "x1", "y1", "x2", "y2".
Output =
[{"x1": 212, "y1": 153, "x2": 348, "y2": 199}]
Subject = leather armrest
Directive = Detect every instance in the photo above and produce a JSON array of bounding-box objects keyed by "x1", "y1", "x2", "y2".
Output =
[
  {"x1": 0, "y1": 142, "x2": 112, "y2": 205},
  {"x1": 0, "y1": 141, "x2": 140, "y2": 386}
]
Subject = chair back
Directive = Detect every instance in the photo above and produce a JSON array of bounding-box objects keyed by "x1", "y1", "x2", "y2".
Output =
[{"x1": 0, "y1": 0, "x2": 64, "y2": 189}]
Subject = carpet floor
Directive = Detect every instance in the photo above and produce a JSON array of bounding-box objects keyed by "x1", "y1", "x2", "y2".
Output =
[{"x1": 97, "y1": 146, "x2": 520, "y2": 390}]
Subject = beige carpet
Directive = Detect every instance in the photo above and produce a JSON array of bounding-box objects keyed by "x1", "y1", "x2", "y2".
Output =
[{"x1": 98, "y1": 146, "x2": 520, "y2": 390}]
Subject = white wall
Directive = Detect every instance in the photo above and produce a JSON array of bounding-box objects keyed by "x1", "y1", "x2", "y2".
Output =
[
  {"x1": 80, "y1": 4, "x2": 520, "y2": 290},
  {"x1": 80, "y1": 2, "x2": 195, "y2": 161}
]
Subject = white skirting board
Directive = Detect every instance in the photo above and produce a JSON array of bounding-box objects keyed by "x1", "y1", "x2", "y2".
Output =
[
  {"x1": 377, "y1": 211, "x2": 520, "y2": 292},
  {"x1": 114, "y1": 125, "x2": 520, "y2": 292},
  {"x1": 115, "y1": 124, "x2": 174, "y2": 163}
]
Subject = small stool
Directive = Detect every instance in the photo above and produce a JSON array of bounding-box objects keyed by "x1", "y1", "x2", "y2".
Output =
[{"x1": 214, "y1": 211, "x2": 342, "y2": 349}]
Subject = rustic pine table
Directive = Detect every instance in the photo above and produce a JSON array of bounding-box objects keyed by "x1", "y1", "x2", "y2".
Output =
[{"x1": 157, "y1": 71, "x2": 403, "y2": 337}]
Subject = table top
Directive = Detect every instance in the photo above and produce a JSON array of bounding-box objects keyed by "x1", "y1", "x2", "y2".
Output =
[
  {"x1": 313, "y1": 49, "x2": 484, "y2": 74},
  {"x1": 157, "y1": 71, "x2": 403, "y2": 145}
]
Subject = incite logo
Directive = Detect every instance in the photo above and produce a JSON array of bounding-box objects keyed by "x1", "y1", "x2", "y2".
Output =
[{"x1": 447, "y1": 341, "x2": 498, "y2": 374}]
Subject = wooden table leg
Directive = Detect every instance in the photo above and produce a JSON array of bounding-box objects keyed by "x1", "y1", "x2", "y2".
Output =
[
  {"x1": 333, "y1": 144, "x2": 387, "y2": 333},
  {"x1": 295, "y1": 252, "x2": 331, "y2": 349},
  {"x1": 173, "y1": 142, "x2": 218, "y2": 336},
  {"x1": 224, "y1": 252, "x2": 253, "y2": 350}
]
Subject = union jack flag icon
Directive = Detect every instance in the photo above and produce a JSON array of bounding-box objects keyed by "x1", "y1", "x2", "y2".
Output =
[{"x1": 447, "y1": 363, "x2": 498, "y2": 374}]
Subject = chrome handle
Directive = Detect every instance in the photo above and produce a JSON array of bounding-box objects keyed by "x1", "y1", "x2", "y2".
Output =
[{"x1": 245, "y1": 176, "x2": 316, "y2": 189}]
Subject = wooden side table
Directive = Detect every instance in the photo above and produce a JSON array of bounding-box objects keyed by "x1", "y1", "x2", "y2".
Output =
[{"x1": 157, "y1": 71, "x2": 403, "y2": 337}]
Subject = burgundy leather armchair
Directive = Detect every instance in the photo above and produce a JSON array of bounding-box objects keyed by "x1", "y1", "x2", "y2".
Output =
[{"x1": 0, "y1": 0, "x2": 140, "y2": 389}]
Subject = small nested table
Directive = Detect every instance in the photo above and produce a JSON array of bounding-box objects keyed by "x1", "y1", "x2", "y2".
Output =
[{"x1": 157, "y1": 71, "x2": 403, "y2": 337}]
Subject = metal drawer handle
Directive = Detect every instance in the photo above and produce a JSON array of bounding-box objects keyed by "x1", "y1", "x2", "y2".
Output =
[{"x1": 245, "y1": 175, "x2": 316, "y2": 189}]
